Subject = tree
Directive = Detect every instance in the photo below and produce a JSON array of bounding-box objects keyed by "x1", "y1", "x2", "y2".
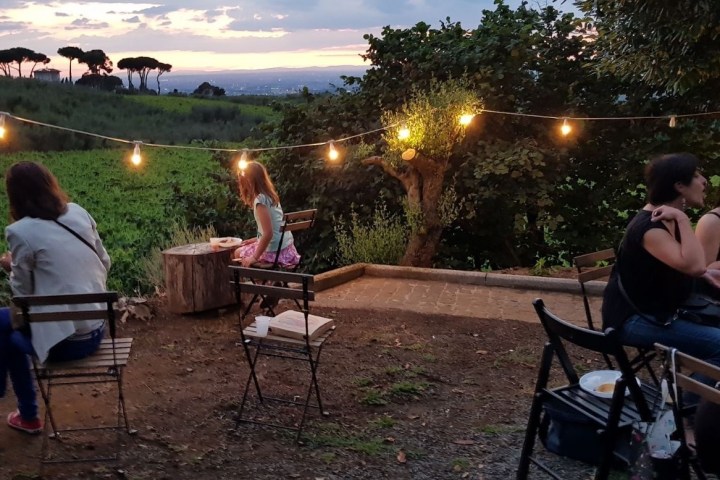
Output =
[
  {"x1": 8, "y1": 47, "x2": 35, "y2": 77},
  {"x1": 362, "y1": 79, "x2": 482, "y2": 266},
  {"x1": 57, "y1": 46, "x2": 83, "y2": 83},
  {"x1": 193, "y1": 81, "x2": 225, "y2": 96},
  {"x1": 27, "y1": 51, "x2": 50, "y2": 77},
  {"x1": 117, "y1": 57, "x2": 140, "y2": 90},
  {"x1": 156, "y1": 62, "x2": 172, "y2": 94},
  {"x1": 78, "y1": 49, "x2": 113, "y2": 75},
  {"x1": 577, "y1": 0, "x2": 720, "y2": 95},
  {"x1": 0, "y1": 49, "x2": 15, "y2": 76}
]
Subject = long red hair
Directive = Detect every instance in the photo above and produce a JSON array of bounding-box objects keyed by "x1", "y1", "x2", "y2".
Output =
[{"x1": 238, "y1": 161, "x2": 280, "y2": 207}]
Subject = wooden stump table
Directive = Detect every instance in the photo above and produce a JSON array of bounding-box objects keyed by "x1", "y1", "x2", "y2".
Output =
[{"x1": 163, "y1": 243, "x2": 236, "y2": 314}]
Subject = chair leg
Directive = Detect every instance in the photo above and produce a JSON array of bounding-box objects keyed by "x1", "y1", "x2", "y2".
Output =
[
  {"x1": 238, "y1": 343, "x2": 264, "y2": 425},
  {"x1": 116, "y1": 369, "x2": 133, "y2": 433}
]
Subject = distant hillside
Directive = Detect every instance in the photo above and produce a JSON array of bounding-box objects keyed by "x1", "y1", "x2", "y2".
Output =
[
  {"x1": 162, "y1": 65, "x2": 368, "y2": 95},
  {"x1": 0, "y1": 76, "x2": 279, "y2": 152}
]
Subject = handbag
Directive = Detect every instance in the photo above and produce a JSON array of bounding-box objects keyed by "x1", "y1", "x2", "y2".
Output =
[{"x1": 673, "y1": 293, "x2": 720, "y2": 327}]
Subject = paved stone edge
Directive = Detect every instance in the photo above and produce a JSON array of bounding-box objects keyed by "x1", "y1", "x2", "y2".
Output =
[{"x1": 314, "y1": 263, "x2": 607, "y2": 296}]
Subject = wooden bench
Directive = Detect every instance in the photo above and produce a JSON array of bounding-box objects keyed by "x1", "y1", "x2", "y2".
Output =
[{"x1": 38, "y1": 337, "x2": 133, "y2": 370}]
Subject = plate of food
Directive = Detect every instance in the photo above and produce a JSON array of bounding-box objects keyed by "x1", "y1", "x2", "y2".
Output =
[
  {"x1": 579, "y1": 370, "x2": 640, "y2": 399},
  {"x1": 209, "y1": 237, "x2": 243, "y2": 250}
]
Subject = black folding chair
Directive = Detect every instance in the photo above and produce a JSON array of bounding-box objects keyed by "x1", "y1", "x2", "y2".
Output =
[
  {"x1": 248, "y1": 208, "x2": 317, "y2": 314},
  {"x1": 655, "y1": 343, "x2": 720, "y2": 480},
  {"x1": 12, "y1": 292, "x2": 134, "y2": 464},
  {"x1": 230, "y1": 266, "x2": 334, "y2": 442},
  {"x1": 517, "y1": 299, "x2": 658, "y2": 480},
  {"x1": 574, "y1": 249, "x2": 659, "y2": 384}
]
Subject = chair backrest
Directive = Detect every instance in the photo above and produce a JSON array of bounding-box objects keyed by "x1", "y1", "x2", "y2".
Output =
[
  {"x1": 230, "y1": 265, "x2": 313, "y2": 307},
  {"x1": 573, "y1": 248, "x2": 615, "y2": 331},
  {"x1": 533, "y1": 298, "x2": 651, "y2": 418},
  {"x1": 655, "y1": 344, "x2": 720, "y2": 405},
  {"x1": 12, "y1": 292, "x2": 120, "y2": 338},
  {"x1": 272, "y1": 208, "x2": 317, "y2": 268}
]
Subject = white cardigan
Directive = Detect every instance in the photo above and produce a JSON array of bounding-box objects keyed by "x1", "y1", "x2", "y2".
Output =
[{"x1": 7, "y1": 203, "x2": 111, "y2": 363}]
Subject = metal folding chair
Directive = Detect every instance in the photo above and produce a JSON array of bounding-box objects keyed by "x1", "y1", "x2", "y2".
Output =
[
  {"x1": 517, "y1": 299, "x2": 658, "y2": 480},
  {"x1": 574, "y1": 249, "x2": 659, "y2": 384},
  {"x1": 655, "y1": 343, "x2": 720, "y2": 479},
  {"x1": 230, "y1": 266, "x2": 334, "y2": 442},
  {"x1": 11, "y1": 292, "x2": 135, "y2": 464}
]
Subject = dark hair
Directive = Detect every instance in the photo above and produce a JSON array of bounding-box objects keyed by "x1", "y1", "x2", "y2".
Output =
[
  {"x1": 6, "y1": 162, "x2": 69, "y2": 221},
  {"x1": 238, "y1": 161, "x2": 280, "y2": 208},
  {"x1": 645, "y1": 153, "x2": 699, "y2": 205}
]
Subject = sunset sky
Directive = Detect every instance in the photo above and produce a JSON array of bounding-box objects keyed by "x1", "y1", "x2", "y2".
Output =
[{"x1": 0, "y1": 0, "x2": 531, "y2": 76}]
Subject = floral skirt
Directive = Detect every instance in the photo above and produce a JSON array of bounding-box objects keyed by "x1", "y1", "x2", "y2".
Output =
[{"x1": 234, "y1": 242, "x2": 301, "y2": 268}]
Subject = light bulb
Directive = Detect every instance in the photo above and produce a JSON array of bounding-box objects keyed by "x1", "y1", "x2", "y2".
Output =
[
  {"x1": 0, "y1": 114, "x2": 5, "y2": 139},
  {"x1": 398, "y1": 126, "x2": 410, "y2": 140},
  {"x1": 238, "y1": 150, "x2": 249, "y2": 170},
  {"x1": 459, "y1": 114, "x2": 474, "y2": 126},
  {"x1": 669, "y1": 116, "x2": 677, "y2": 128},
  {"x1": 131, "y1": 142, "x2": 142, "y2": 166},
  {"x1": 560, "y1": 118, "x2": 572, "y2": 136},
  {"x1": 327, "y1": 141, "x2": 339, "y2": 161}
]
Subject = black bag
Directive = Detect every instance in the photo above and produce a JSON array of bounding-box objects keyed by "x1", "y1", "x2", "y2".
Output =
[
  {"x1": 674, "y1": 293, "x2": 720, "y2": 327},
  {"x1": 539, "y1": 401, "x2": 631, "y2": 466}
]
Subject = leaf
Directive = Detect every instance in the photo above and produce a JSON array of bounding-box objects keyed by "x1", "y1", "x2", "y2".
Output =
[
  {"x1": 396, "y1": 449, "x2": 407, "y2": 464},
  {"x1": 452, "y1": 439, "x2": 475, "y2": 445}
]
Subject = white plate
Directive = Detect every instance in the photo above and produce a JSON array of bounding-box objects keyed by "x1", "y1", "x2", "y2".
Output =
[
  {"x1": 579, "y1": 370, "x2": 639, "y2": 399},
  {"x1": 218, "y1": 237, "x2": 243, "y2": 248}
]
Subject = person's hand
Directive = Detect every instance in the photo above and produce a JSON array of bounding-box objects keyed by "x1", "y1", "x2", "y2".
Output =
[
  {"x1": 651, "y1": 205, "x2": 687, "y2": 223},
  {"x1": 0, "y1": 252, "x2": 11, "y2": 273},
  {"x1": 240, "y1": 238, "x2": 256, "y2": 246},
  {"x1": 240, "y1": 256, "x2": 257, "y2": 267},
  {"x1": 702, "y1": 269, "x2": 720, "y2": 290}
]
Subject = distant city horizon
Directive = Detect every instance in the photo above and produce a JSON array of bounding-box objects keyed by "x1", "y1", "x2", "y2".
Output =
[{"x1": 159, "y1": 65, "x2": 368, "y2": 95}]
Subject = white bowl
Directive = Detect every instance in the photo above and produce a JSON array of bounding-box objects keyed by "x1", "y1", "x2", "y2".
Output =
[{"x1": 579, "y1": 370, "x2": 640, "y2": 399}]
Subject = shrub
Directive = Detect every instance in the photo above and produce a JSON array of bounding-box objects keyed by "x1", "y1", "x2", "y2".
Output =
[{"x1": 335, "y1": 201, "x2": 407, "y2": 265}]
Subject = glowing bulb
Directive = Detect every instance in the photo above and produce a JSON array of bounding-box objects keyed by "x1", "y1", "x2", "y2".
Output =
[
  {"x1": 238, "y1": 150, "x2": 249, "y2": 170},
  {"x1": 459, "y1": 114, "x2": 474, "y2": 126},
  {"x1": 131, "y1": 141, "x2": 142, "y2": 166},
  {"x1": 669, "y1": 115, "x2": 677, "y2": 128},
  {"x1": 560, "y1": 118, "x2": 572, "y2": 136},
  {"x1": 0, "y1": 114, "x2": 5, "y2": 139},
  {"x1": 398, "y1": 126, "x2": 410, "y2": 140},
  {"x1": 327, "y1": 141, "x2": 339, "y2": 161}
]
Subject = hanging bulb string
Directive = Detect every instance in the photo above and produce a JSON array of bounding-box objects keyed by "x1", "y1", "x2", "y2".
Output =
[{"x1": 480, "y1": 108, "x2": 720, "y2": 121}]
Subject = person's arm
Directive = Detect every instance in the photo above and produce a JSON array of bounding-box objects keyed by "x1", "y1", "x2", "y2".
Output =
[
  {"x1": 87, "y1": 210, "x2": 111, "y2": 271},
  {"x1": 6, "y1": 229, "x2": 35, "y2": 296},
  {"x1": 241, "y1": 204, "x2": 272, "y2": 267},
  {"x1": 643, "y1": 205, "x2": 707, "y2": 277},
  {"x1": 696, "y1": 212, "x2": 720, "y2": 266}
]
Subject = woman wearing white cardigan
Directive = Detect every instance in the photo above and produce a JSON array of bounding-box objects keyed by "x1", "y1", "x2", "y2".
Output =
[{"x1": 0, "y1": 162, "x2": 111, "y2": 434}]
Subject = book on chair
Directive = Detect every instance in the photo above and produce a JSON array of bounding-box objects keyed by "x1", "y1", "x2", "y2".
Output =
[{"x1": 269, "y1": 310, "x2": 334, "y2": 341}]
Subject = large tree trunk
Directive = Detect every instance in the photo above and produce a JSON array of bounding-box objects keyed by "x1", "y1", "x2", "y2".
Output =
[{"x1": 362, "y1": 154, "x2": 447, "y2": 268}]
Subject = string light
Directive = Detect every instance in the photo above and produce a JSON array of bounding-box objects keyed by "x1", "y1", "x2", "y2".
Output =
[
  {"x1": 560, "y1": 118, "x2": 572, "y2": 136},
  {"x1": 0, "y1": 113, "x2": 5, "y2": 139},
  {"x1": 130, "y1": 141, "x2": 142, "y2": 166},
  {"x1": 398, "y1": 125, "x2": 410, "y2": 140},
  {"x1": 327, "y1": 141, "x2": 339, "y2": 161},
  {"x1": 459, "y1": 114, "x2": 475, "y2": 126},
  {"x1": 237, "y1": 149, "x2": 249, "y2": 171},
  {"x1": 669, "y1": 115, "x2": 677, "y2": 128}
]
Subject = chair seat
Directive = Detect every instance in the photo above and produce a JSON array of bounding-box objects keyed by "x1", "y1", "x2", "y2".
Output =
[
  {"x1": 243, "y1": 322, "x2": 333, "y2": 347},
  {"x1": 547, "y1": 381, "x2": 660, "y2": 429},
  {"x1": 38, "y1": 338, "x2": 133, "y2": 371}
]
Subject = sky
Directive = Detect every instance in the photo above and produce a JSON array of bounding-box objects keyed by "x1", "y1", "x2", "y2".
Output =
[{"x1": 0, "y1": 0, "x2": 537, "y2": 76}]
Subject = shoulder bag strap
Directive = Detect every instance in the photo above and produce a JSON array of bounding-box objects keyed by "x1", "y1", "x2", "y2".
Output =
[{"x1": 53, "y1": 219, "x2": 101, "y2": 260}]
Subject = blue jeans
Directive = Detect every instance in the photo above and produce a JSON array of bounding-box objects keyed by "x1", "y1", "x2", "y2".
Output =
[
  {"x1": 0, "y1": 307, "x2": 104, "y2": 420},
  {"x1": 621, "y1": 314, "x2": 720, "y2": 365}
]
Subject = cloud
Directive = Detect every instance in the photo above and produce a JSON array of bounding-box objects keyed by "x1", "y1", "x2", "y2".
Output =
[
  {"x1": 68, "y1": 18, "x2": 111, "y2": 30},
  {"x1": 55, "y1": 12, "x2": 70, "y2": 17},
  {"x1": 124, "y1": 16, "x2": 141, "y2": 23}
]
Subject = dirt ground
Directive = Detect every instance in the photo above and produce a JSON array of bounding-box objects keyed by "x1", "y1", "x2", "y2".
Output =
[{"x1": 0, "y1": 292, "x2": 605, "y2": 480}]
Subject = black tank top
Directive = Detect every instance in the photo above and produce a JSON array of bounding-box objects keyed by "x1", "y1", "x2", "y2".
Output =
[{"x1": 602, "y1": 210, "x2": 694, "y2": 329}]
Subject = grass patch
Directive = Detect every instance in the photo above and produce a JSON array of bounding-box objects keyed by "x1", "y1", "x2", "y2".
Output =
[
  {"x1": 480, "y1": 424, "x2": 525, "y2": 435},
  {"x1": 360, "y1": 389, "x2": 388, "y2": 406},
  {"x1": 451, "y1": 457, "x2": 471, "y2": 472},
  {"x1": 389, "y1": 381, "x2": 429, "y2": 397},
  {"x1": 308, "y1": 432, "x2": 391, "y2": 456},
  {"x1": 493, "y1": 345, "x2": 537, "y2": 368},
  {"x1": 368, "y1": 415, "x2": 396, "y2": 429},
  {"x1": 352, "y1": 377, "x2": 373, "y2": 387}
]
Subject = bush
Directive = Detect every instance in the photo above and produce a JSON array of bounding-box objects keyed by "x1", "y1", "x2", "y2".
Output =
[{"x1": 335, "y1": 202, "x2": 407, "y2": 265}]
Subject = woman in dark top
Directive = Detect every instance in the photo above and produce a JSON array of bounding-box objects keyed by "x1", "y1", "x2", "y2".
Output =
[{"x1": 602, "y1": 153, "x2": 720, "y2": 364}]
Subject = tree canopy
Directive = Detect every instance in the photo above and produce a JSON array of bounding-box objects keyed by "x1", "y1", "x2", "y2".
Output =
[
  {"x1": 78, "y1": 49, "x2": 113, "y2": 75},
  {"x1": 57, "y1": 46, "x2": 84, "y2": 83}
]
